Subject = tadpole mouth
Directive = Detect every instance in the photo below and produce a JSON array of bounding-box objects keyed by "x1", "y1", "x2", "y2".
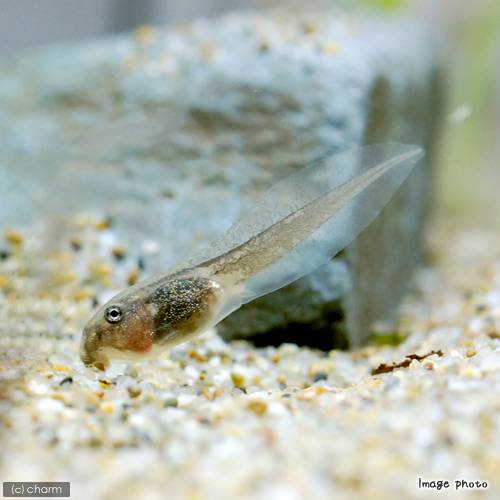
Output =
[
  {"x1": 82, "y1": 354, "x2": 109, "y2": 371},
  {"x1": 80, "y1": 327, "x2": 109, "y2": 371},
  {"x1": 80, "y1": 348, "x2": 109, "y2": 371}
]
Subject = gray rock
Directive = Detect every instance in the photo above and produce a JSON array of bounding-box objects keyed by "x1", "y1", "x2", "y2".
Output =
[{"x1": 0, "y1": 10, "x2": 444, "y2": 348}]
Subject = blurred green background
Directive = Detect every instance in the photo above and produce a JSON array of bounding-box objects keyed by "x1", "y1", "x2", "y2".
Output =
[
  {"x1": 431, "y1": 0, "x2": 500, "y2": 228},
  {"x1": 362, "y1": 0, "x2": 500, "y2": 227}
]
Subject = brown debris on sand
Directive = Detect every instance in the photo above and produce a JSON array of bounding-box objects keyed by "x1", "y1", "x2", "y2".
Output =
[{"x1": 371, "y1": 350, "x2": 444, "y2": 375}]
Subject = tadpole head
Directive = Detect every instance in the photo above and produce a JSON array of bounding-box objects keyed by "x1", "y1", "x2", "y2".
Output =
[{"x1": 79, "y1": 296, "x2": 158, "y2": 370}]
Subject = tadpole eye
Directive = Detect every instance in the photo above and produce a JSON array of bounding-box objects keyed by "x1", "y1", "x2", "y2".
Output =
[{"x1": 105, "y1": 305, "x2": 123, "y2": 324}]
